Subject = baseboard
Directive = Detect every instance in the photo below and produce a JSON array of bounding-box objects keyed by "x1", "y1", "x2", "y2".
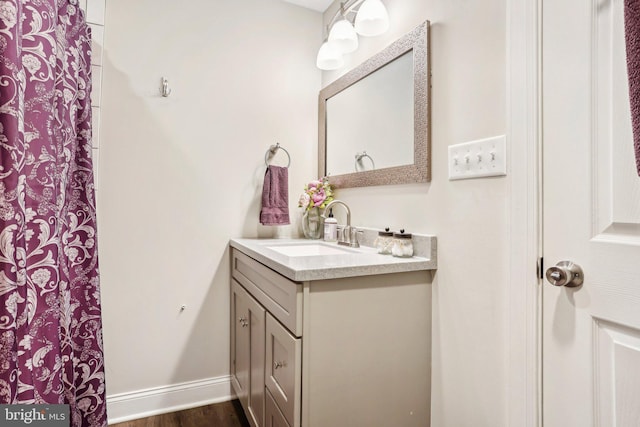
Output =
[{"x1": 106, "y1": 375, "x2": 234, "y2": 425}]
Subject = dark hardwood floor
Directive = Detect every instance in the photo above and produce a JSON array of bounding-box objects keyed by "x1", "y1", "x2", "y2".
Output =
[{"x1": 109, "y1": 400, "x2": 250, "y2": 427}]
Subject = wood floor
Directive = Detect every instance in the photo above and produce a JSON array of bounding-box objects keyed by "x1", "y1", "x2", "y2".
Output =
[{"x1": 109, "y1": 400, "x2": 251, "y2": 427}]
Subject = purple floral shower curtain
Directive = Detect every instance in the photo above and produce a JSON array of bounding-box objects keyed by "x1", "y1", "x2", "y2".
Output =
[{"x1": 0, "y1": 1, "x2": 106, "y2": 426}]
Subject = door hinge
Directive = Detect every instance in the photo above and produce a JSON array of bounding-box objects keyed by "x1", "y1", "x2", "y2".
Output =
[{"x1": 537, "y1": 257, "x2": 544, "y2": 280}]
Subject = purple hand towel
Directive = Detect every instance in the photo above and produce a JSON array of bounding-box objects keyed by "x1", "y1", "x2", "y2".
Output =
[
  {"x1": 260, "y1": 165, "x2": 290, "y2": 225},
  {"x1": 625, "y1": 0, "x2": 640, "y2": 175}
]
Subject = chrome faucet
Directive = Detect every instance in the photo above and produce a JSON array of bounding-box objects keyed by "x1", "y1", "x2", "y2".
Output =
[{"x1": 322, "y1": 200, "x2": 359, "y2": 248}]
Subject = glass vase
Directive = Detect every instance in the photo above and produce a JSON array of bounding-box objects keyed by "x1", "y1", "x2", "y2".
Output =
[{"x1": 302, "y1": 207, "x2": 323, "y2": 239}]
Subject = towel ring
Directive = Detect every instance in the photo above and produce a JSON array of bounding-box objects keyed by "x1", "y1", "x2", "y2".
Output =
[
  {"x1": 355, "y1": 151, "x2": 375, "y2": 171},
  {"x1": 265, "y1": 143, "x2": 291, "y2": 168}
]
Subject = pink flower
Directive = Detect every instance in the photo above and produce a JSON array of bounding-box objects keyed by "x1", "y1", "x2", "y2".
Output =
[
  {"x1": 312, "y1": 189, "x2": 326, "y2": 207},
  {"x1": 298, "y1": 193, "x2": 310, "y2": 209},
  {"x1": 307, "y1": 180, "x2": 322, "y2": 189}
]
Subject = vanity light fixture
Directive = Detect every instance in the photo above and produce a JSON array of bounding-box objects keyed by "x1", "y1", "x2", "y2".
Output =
[{"x1": 316, "y1": 0, "x2": 390, "y2": 70}]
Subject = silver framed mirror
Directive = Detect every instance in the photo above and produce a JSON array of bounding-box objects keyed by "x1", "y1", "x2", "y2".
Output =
[{"x1": 318, "y1": 21, "x2": 430, "y2": 188}]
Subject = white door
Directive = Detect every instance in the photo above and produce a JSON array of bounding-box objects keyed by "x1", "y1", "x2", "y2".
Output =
[{"x1": 543, "y1": 0, "x2": 640, "y2": 425}]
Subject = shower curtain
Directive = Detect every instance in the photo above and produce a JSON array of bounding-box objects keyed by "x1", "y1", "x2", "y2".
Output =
[{"x1": 0, "y1": 1, "x2": 106, "y2": 426}]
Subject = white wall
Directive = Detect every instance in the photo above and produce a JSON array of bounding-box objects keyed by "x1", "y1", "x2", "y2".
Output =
[
  {"x1": 99, "y1": 0, "x2": 321, "y2": 421},
  {"x1": 322, "y1": 1, "x2": 508, "y2": 426}
]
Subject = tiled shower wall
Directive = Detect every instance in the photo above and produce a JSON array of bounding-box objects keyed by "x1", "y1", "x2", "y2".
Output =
[{"x1": 79, "y1": 0, "x2": 105, "y2": 193}]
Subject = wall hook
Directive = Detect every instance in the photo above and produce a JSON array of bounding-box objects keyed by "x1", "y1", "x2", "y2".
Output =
[{"x1": 161, "y1": 77, "x2": 172, "y2": 97}]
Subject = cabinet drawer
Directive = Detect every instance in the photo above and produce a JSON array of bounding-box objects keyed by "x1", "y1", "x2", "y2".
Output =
[
  {"x1": 265, "y1": 314, "x2": 301, "y2": 427},
  {"x1": 232, "y1": 249, "x2": 302, "y2": 336},
  {"x1": 265, "y1": 388, "x2": 291, "y2": 427}
]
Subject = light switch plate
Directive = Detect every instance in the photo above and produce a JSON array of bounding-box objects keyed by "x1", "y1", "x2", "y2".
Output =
[{"x1": 448, "y1": 135, "x2": 507, "y2": 180}]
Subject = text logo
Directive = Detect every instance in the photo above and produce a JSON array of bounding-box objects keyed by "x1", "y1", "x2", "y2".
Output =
[{"x1": 0, "y1": 405, "x2": 69, "y2": 426}]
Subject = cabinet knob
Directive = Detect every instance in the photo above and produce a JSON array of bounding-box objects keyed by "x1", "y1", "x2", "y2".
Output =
[
  {"x1": 274, "y1": 361, "x2": 286, "y2": 370},
  {"x1": 238, "y1": 317, "x2": 248, "y2": 327}
]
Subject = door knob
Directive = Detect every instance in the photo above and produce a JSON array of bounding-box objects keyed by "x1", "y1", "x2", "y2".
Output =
[{"x1": 545, "y1": 261, "x2": 584, "y2": 287}]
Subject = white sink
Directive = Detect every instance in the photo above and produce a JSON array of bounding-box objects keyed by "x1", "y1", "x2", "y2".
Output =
[{"x1": 266, "y1": 243, "x2": 356, "y2": 257}]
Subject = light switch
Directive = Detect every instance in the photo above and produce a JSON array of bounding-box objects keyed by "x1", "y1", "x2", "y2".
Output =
[{"x1": 448, "y1": 135, "x2": 507, "y2": 180}]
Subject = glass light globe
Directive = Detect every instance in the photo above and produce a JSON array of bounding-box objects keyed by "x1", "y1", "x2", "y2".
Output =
[
  {"x1": 354, "y1": 0, "x2": 389, "y2": 37},
  {"x1": 328, "y1": 19, "x2": 358, "y2": 54},
  {"x1": 316, "y1": 41, "x2": 344, "y2": 70}
]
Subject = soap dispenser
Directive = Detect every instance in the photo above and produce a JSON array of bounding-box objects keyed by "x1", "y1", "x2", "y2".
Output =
[{"x1": 323, "y1": 209, "x2": 338, "y2": 242}]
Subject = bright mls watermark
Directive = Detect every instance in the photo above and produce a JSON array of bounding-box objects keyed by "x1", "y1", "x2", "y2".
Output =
[{"x1": 0, "y1": 405, "x2": 69, "y2": 426}]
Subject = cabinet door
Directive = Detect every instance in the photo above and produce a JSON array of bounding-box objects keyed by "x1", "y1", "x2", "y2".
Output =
[
  {"x1": 265, "y1": 388, "x2": 291, "y2": 427},
  {"x1": 231, "y1": 280, "x2": 266, "y2": 427},
  {"x1": 231, "y1": 281, "x2": 249, "y2": 406},
  {"x1": 265, "y1": 314, "x2": 301, "y2": 427}
]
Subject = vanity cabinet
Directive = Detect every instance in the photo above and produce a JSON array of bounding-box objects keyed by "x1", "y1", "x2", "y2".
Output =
[{"x1": 230, "y1": 247, "x2": 432, "y2": 427}]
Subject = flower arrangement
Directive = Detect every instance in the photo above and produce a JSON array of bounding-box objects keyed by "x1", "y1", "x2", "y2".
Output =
[{"x1": 298, "y1": 177, "x2": 334, "y2": 211}]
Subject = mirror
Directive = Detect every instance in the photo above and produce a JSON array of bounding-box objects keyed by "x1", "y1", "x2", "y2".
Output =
[
  {"x1": 318, "y1": 21, "x2": 431, "y2": 188},
  {"x1": 319, "y1": 21, "x2": 430, "y2": 188}
]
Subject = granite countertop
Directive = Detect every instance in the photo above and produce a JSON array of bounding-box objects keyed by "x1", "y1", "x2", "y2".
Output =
[{"x1": 229, "y1": 232, "x2": 437, "y2": 282}]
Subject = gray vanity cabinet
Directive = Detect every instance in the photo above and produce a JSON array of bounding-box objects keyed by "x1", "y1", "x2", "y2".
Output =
[{"x1": 230, "y1": 246, "x2": 432, "y2": 427}]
